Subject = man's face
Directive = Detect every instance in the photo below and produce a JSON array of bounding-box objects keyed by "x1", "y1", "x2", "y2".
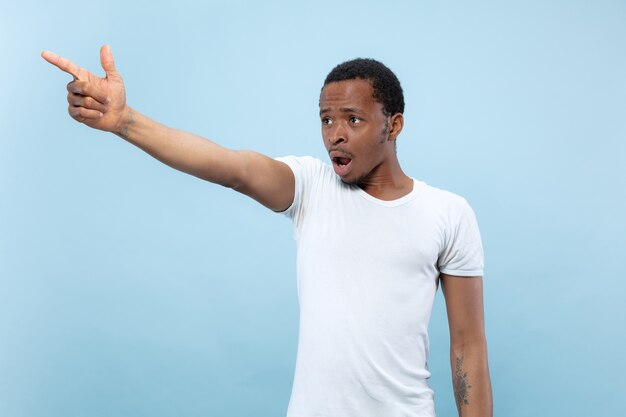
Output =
[{"x1": 319, "y1": 79, "x2": 393, "y2": 185}]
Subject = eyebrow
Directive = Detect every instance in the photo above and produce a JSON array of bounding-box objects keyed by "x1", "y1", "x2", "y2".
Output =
[{"x1": 319, "y1": 107, "x2": 364, "y2": 116}]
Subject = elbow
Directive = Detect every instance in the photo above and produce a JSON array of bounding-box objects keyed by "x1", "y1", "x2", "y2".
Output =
[
  {"x1": 226, "y1": 150, "x2": 252, "y2": 192},
  {"x1": 450, "y1": 331, "x2": 488, "y2": 354}
]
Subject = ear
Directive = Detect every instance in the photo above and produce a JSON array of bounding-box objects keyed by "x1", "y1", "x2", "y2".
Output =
[{"x1": 387, "y1": 113, "x2": 404, "y2": 142}]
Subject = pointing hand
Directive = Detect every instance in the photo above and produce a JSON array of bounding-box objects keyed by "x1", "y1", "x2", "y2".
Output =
[{"x1": 42, "y1": 45, "x2": 127, "y2": 133}]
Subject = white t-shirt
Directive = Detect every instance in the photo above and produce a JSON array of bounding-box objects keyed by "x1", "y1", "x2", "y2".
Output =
[{"x1": 276, "y1": 156, "x2": 484, "y2": 417}]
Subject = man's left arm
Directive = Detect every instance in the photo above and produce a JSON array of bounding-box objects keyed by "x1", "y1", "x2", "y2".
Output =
[{"x1": 440, "y1": 273, "x2": 493, "y2": 417}]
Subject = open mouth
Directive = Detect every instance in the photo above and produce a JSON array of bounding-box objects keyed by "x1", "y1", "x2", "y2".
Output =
[
  {"x1": 332, "y1": 156, "x2": 352, "y2": 167},
  {"x1": 331, "y1": 155, "x2": 353, "y2": 177}
]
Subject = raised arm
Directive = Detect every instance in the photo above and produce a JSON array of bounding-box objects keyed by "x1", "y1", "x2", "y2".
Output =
[
  {"x1": 440, "y1": 274, "x2": 493, "y2": 417},
  {"x1": 41, "y1": 46, "x2": 294, "y2": 212}
]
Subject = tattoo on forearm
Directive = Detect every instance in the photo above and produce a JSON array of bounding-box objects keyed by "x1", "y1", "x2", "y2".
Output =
[
  {"x1": 453, "y1": 355, "x2": 471, "y2": 416},
  {"x1": 119, "y1": 108, "x2": 135, "y2": 138}
]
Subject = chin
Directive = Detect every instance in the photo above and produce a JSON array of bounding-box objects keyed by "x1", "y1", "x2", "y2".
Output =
[{"x1": 339, "y1": 173, "x2": 366, "y2": 186}]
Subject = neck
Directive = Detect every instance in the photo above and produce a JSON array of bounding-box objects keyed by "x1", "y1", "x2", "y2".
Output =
[{"x1": 358, "y1": 157, "x2": 413, "y2": 201}]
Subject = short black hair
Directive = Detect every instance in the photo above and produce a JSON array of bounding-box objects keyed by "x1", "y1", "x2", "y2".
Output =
[{"x1": 323, "y1": 58, "x2": 404, "y2": 116}]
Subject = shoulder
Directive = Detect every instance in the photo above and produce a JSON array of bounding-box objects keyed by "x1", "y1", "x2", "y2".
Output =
[
  {"x1": 275, "y1": 155, "x2": 335, "y2": 182},
  {"x1": 416, "y1": 181, "x2": 472, "y2": 213},
  {"x1": 275, "y1": 155, "x2": 326, "y2": 172},
  {"x1": 412, "y1": 181, "x2": 481, "y2": 237}
]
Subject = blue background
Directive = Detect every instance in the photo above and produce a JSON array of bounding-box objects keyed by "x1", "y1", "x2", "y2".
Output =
[{"x1": 2, "y1": 0, "x2": 625, "y2": 416}]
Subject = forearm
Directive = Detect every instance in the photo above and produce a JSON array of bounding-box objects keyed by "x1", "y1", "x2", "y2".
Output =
[
  {"x1": 113, "y1": 106, "x2": 244, "y2": 187},
  {"x1": 450, "y1": 339, "x2": 492, "y2": 417},
  {"x1": 42, "y1": 48, "x2": 292, "y2": 208}
]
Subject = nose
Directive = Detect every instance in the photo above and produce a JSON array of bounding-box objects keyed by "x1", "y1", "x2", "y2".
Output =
[{"x1": 328, "y1": 122, "x2": 347, "y2": 145}]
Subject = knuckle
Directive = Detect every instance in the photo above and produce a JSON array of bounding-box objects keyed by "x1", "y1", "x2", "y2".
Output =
[
  {"x1": 69, "y1": 106, "x2": 86, "y2": 119},
  {"x1": 70, "y1": 81, "x2": 85, "y2": 95},
  {"x1": 77, "y1": 81, "x2": 88, "y2": 94},
  {"x1": 86, "y1": 97, "x2": 101, "y2": 110},
  {"x1": 69, "y1": 94, "x2": 80, "y2": 106}
]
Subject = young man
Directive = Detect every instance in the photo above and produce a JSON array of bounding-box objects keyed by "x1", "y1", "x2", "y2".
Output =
[{"x1": 42, "y1": 46, "x2": 492, "y2": 417}]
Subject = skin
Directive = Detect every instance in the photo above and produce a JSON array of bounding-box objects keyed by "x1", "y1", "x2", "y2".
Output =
[
  {"x1": 319, "y1": 79, "x2": 412, "y2": 200},
  {"x1": 41, "y1": 46, "x2": 492, "y2": 416},
  {"x1": 40, "y1": 46, "x2": 294, "y2": 211},
  {"x1": 441, "y1": 274, "x2": 493, "y2": 417}
]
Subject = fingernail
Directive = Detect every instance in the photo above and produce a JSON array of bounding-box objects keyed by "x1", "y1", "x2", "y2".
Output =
[
  {"x1": 106, "y1": 96, "x2": 111, "y2": 103},
  {"x1": 99, "y1": 112, "x2": 104, "y2": 117}
]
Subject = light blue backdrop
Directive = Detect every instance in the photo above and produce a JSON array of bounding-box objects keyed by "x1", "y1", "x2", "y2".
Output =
[{"x1": 2, "y1": 0, "x2": 625, "y2": 416}]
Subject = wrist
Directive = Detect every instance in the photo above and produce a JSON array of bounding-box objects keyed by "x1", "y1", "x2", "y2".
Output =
[{"x1": 114, "y1": 106, "x2": 136, "y2": 139}]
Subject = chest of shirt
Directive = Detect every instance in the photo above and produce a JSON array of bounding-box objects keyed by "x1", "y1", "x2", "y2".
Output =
[{"x1": 296, "y1": 190, "x2": 448, "y2": 276}]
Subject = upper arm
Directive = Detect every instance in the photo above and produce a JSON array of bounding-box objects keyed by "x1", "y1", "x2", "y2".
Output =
[
  {"x1": 440, "y1": 273, "x2": 486, "y2": 347},
  {"x1": 232, "y1": 150, "x2": 295, "y2": 212}
]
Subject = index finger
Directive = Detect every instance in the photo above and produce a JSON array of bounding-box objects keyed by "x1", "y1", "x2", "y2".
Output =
[{"x1": 41, "y1": 51, "x2": 81, "y2": 80}]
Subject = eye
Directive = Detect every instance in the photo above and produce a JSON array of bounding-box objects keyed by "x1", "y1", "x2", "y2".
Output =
[
  {"x1": 350, "y1": 116, "x2": 362, "y2": 124},
  {"x1": 321, "y1": 117, "x2": 332, "y2": 126}
]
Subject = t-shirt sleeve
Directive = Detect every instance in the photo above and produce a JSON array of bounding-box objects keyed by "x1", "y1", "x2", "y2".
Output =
[
  {"x1": 437, "y1": 197, "x2": 484, "y2": 277},
  {"x1": 274, "y1": 156, "x2": 318, "y2": 232}
]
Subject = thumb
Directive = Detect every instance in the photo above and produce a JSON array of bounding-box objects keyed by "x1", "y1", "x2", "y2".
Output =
[{"x1": 100, "y1": 44, "x2": 118, "y2": 77}]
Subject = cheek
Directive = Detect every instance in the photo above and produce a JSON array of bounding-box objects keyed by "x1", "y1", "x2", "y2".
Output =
[{"x1": 362, "y1": 132, "x2": 387, "y2": 155}]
